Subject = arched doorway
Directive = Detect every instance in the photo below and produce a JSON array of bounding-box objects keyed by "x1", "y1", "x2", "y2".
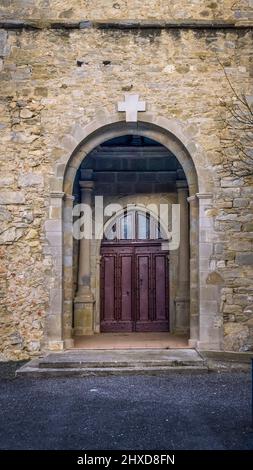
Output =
[
  {"x1": 45, "y1": 114, "x2": 223, "y2": 352},
  {"x1": 100, "y1": 207, "x2": 170, "y2": 332}
]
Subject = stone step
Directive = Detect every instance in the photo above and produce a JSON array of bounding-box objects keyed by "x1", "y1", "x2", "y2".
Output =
[
  {"x1": 17, "y1": 365, "x2": 208, "y2": 378},
  {"x1": 39, "y1": 348, "x2": 204, "y2": 369},
  {"x1": 39, "y1": 360, "x2": 203, "y2": 369},
  {"x1": 16, "y1": 349, "x2": 208, "y2": 377}
]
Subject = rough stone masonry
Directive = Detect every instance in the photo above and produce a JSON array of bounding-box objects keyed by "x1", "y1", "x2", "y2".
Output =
[{"x1": 0, "y1": 1, "x2": 253, "y2": 359}]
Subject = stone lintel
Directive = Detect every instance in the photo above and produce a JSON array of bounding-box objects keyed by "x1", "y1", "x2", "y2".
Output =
[
  {"x1": 95, "y1": 20, "x2": 253, "y2": 31},
  {"x1": 1, "y1": 19, "x2": 253, "y2": 31}
]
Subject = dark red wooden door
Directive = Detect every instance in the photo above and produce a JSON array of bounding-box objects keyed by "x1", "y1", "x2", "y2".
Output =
[{"x1": 100, "y1": 242, "x2": 169, "y2": 332}]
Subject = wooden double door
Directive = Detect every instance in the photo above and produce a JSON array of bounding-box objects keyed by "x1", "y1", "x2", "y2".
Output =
[{"x1": 100, "y1": 242, "x2": 169, "y2": 332}]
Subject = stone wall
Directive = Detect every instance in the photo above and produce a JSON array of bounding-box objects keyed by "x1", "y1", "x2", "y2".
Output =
[
  {"x1": 0, "y1": 9, "x2": 253, "y2": 358},
  {"x1": 0, "y1": 1, "x2": 253, "y2": 22}
]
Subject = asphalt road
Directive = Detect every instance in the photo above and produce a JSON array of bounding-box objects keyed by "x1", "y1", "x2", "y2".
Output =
[{"x1": 0, "y1": 363, "x2": 252, "y2": 450}]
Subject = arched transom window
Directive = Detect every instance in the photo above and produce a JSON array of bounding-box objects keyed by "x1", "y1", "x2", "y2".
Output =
[{"x1": 104, "y1": 209, "x2": 165, "y2": 241}]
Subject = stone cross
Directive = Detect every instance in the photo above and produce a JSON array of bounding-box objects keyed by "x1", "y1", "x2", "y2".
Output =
[{"x1": 118, "y1": 94, "x2": 146, "y2": 122}]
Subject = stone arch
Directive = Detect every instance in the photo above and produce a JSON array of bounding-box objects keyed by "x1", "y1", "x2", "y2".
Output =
[
  {"x1": 50, "y1": 112, "x2": 210, "y2": 196},
  {"x1": 45, "y1": 113, "x2": 222, "y2": 352},
  {"x1": 60, "y1": 116, "x2": 201, "y2": 196}
]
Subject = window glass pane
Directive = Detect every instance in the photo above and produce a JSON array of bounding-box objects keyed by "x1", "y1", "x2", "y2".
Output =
[
  {"x1": 105, "y1": 210, "x2": 166, "y2": 241},
  {"x1": 150, "y1": 217, "x2": 163, "y2": 240},
  {"x1": 106, "y1": 223, "x2": 117, "y2": 240},
  {"x1": 153, "y1": 223, "x2": 158, "y2": 240},
  {"x1": 120, "y1": 213, "x2": 133, "y2": 239},
  {"x1": 137, "y1": 212, "x2": 150, "y2": 239}
]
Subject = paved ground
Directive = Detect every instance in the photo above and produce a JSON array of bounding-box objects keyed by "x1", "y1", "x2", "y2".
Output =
[{"x1": 0, "y1": 362, "x2": 252, "y2": 450}]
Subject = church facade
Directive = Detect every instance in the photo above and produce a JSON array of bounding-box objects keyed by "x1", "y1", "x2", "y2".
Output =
[{"x1": 0, "y1": 1, "x2": 253, "y2": 360}]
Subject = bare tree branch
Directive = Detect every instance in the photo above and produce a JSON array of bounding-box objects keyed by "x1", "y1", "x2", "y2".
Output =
[{"x1": 216, "y1": 56, "x2": 253, "y2": 176}]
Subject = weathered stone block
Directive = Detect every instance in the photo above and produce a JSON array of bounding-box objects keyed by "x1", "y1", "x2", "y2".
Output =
[
  {"x1": 18, "y1": 173, "x2": 43, "y2": 187},
  {"x1": 236, "y1": 253, "x2": 253, "y2": 266},
  {"x1": 243, "y1": 223, "x2": 253, "y2": 232},
  {"x1": 0, "y1": 176, "x2": 15, "y2": 187},
  {"x1": 0, "y1": 191, "x2": 25, "y2": 204},
  {"x1": 34, "y1": 87, "x2": 48, "y2": 97},
  {"x1": 25, "y1": 229, "x2": 38, "y2": 240},
  {"x1": 0, "y1": 227, "x2": 16, "y2": 244},
  {"x1": 224, "y1": 323, "x2": 250, "y2": 352},
  {"x1": 214, "y1": 243, "x2": 224, "y2": 254},
  {"x1": 221, "y1": 177, "x2": 243, "y2": 188},
  {"x1": 0, "y1": 30, "x2": 8, "y2": 57},
  {"x1": 8, "y1": 332, "x2": 23, "y2": 346},
  {"x1": 223, "y1": 304, "x2": 242, "y2": 314},
  {"x1": 233, "y1": 198, "x2": 249, "y2": 208},
  {"x1": 230, "y1": 240, "x2": 252, "y2": 251},
  {"x1": 22, "y1": 210, "x2": 34, "y2": 224},
  {"x1": 0, "y1": 207, "x2": 12, "y2": 221},
  {"x1": 20, "y1": 108, "x2": 33, "y2": 119},
  {"x1": 206, "y1": 271, "x2": 224, "y2": 285}
]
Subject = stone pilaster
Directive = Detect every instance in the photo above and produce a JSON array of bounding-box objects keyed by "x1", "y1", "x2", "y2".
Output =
[
  {"x1": 197, "y1": 193, "x2": 223, "y2": 351},
  {"x1": 45, "y1": 191, "x2": 65, "y2": 351},
  {"x1": 74, "y1": 180, "x2": 95, "y2": 335},
  {"x1": 175, "y1": 180, "x2": 190, "y2": 333},
  {"x1": 187, "y1": 194, "x2": 199, "y2": 348},
  {"x1": 63, "y1": 194, "x2": 75, "y2": 349}
]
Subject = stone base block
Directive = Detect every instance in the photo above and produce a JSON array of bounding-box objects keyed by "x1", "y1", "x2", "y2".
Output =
[
  {"x1": 175, "y1": 298, "x2": 190, "y2": 332},
  {"x1": 74, "y1": 296, "x2": 95, "y2": 336}
]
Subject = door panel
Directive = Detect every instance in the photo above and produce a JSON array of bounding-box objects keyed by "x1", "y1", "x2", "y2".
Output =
[
  {"x1": 119, "y1": 254, "x2": 133, "y2": 322},
  {"x1": 101, "y1": 245, "x2": 134, "y2": 332},
  {"x1": 153, "y1": 254, "x2": 168, "y2": 321},
  {"x1": 101, "y1": 254, "x2": 116, "y2": 323},
  {"x1": 100, "y1": 242, "x2": 169, "y2": 332},
  {"x1": 136, "y1": 254, "x2": 150, "y2": 323}
]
